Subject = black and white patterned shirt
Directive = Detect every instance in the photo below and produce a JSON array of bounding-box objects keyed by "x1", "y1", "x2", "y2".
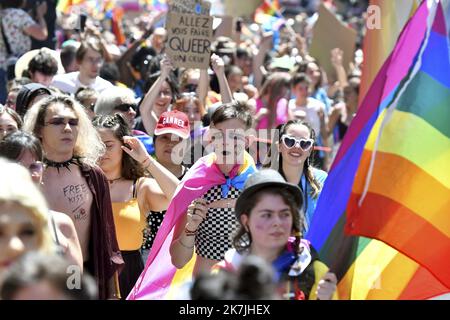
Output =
[
  {"x1": 195, "y1": 185, "x2": 241, "y2": 261},
  {"x1": 141, "y1": 210, "x2": 165, "y2": 251}
]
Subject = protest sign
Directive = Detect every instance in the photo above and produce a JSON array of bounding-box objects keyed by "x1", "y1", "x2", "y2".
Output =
[
  {"x1": 213, "y1": 16, "x2": 234, "y2": 38},
  {"x1": 223, "y1": 0, "x2": 261, "y2": 18},
  {"x1": 309, "y1": 4, "x2": 357, "y2": 83},
  {"x1": 168, "y1": 0, "x2": 211, "y2": 15},
  {"x1": 165, "y1": 11, "x2": 214, "y2": 69}
]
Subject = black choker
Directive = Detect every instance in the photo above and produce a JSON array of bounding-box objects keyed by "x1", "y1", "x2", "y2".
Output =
[
  {"x1": 108, "y1": 177, "x2": 123, "y2": 184},
  {"x1": 44, "y1": 156, "x2": 82, "y2": 173}
]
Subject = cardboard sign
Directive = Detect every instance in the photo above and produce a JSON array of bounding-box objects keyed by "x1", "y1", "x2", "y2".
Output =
[
  {"x1": 309, "y1": 4, "x2": 357, "y2": 83},
  {"x1": 223, "y1": 0, "x2": 261, "y2": 18},
  {"x1": 213, "y1": 15, "x2": 234, "y2": 38},
  {"x1": 165, "y1": 12, "x2": 214, "y2": 69},
  {"x1": 168, "y1": 0, "x2": 211, "y2": 15}
]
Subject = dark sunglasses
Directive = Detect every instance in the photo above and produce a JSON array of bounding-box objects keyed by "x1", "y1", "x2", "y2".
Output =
[
  {"x1": 183, "y1": 84, "x2": 198, "y2": 93},
  {"x1": 45, "y1": 117, "x2": 79, "y2": 127},
  {"x1": 281, "y1": 135, "x2": 314, "y2": 151},
  {"x1": 19, "y1": 161, "x2": 44, "y2": 175},
  {"x1": 114, "y1": 103, "x2": 137, "y2": 112}
]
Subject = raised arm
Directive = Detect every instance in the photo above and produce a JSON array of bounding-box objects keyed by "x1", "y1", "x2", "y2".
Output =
[
  {"x1": 323, "y1": 104, "x2": 343, "y2": 138},
  {"x1": 82, "y1": 25, "x2": 113, "y2": 63},
  {"x1": 139, "y1": 57, "x2": 173, "y2": 135},
  {"x1": 170, "y1": 198, "x2": 208, "y2": 269},
  {"x1": 116, "y1": 12, "x2": 164, "y2": 85},
  {"x1": 253, "y1": 32, "x2": 273, "y2": 89},
  {"x1": 328, "y1": 48, "x2": 348, "y2": 98},
  {"x1": 121, "y1": 136, "x2": 179, "y2": 209},
  {"x1": 197, "y1": 69, "x2": 209, "y2": 107},
  {"x1": 211, "y1": 54, "x2": 233, "y2": 104},
  {"x1": 23, "y1": 1, "x2": 48, "y2": 41}
]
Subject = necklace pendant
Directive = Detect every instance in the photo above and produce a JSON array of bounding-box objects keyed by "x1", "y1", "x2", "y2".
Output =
[{"x1": 108, "y1": 177, "x2": 122, "y2": 184}]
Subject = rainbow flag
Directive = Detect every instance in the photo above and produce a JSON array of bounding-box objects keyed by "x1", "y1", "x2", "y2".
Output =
[
  {"x1": 141, "y1": 0, "x2": 168, "y2": 11},
  {"x1": 111, "y1": 8, "x2": 126, "y2": 45},
  {"x1": 128, "y1": 152, "x2": 257, "y2": 299},
  {"x1": 254, "y1": 0, "x2": 282, "y2": 25},
  {"x1": 359, "y1": 0, "x2": 421, "y2": 104},
  {"x1": 307, "y1": 0, "x2": 450, "y2": 299},
  {"x1": 103, "y1": 0, "x2": 115, "y2": 12}
]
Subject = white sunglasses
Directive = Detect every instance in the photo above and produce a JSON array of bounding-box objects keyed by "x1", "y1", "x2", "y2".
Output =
[{"x1": 281, "y1": 135, "x2": 314, "y2": 151}]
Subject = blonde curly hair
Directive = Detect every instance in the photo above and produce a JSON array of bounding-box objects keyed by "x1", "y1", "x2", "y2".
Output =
[
  {"x1": 23, "y1": 95, "x2": 105, "y2": 167},
  {"x1": 0, "y1": 158, "x2": 54, "y2": 255}
]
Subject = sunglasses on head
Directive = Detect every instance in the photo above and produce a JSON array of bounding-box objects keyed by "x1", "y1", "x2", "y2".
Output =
[
  {"x1": 281, "y1": 135, "x2": 314, "y2": 151},
  {"x1": 45, "y1": 117, "x2": 79, "y2": 127},
  {"x1": 114, "y1": 103, "x2": 137, "y2": 112}
]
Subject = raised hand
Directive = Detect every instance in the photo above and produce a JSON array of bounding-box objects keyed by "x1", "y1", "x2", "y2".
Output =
[
  {"x1": 36, "y1": 1, "x2": 48, "y2": 18},
  {"x1": 121, "y1": 136, "x2": 150, "y2": 164},
  {"x1": 331, "y1": 48, "x2": 344, "y2": 68},
  {"x1": 160, "y1": 55, "x2": 173, "y2": 79},
  {"x1": 318, "y1": 107, "x2": 325, "y2": 124},
  {"x1": 294, "y1": 33, "x2": 307, "y2": 56},
  {"x1": 316, "y1": 272, "x2": 337, "y2": 300},
  {"x1": 186, "y1": 198, "x2": 208, "y2": 231},
  {"x1": 211, "y1": 54, "x2": 225, "y2": 75}
]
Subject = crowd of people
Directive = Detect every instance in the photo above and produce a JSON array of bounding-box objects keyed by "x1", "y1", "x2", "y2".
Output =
[{"x1": 0, "y1": 0, "x2": 369, "y2": 300}]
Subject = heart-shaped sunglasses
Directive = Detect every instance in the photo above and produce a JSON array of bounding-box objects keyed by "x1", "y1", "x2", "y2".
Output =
[{"x1": 281, "y1": 135, "x2": 314, "y2": 151}]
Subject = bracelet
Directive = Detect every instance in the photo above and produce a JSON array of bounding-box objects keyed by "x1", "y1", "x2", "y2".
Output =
[
  {"x1": 179, "y1": 238, "x2": 194, "y2": 249},
  {"x1": 141, "y1": 156, "x2": 151, "y2": 166},
  {"x1": 184, "y1": 226, "x2": 198, "y2": 236},
  {"x1": 141, "y1": 156, "x2": 153, "y2": 170}
]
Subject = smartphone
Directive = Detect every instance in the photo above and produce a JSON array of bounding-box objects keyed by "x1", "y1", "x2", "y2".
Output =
[
  {"x1": 236, "y1": 19, "x2": 242, "y2": 33},
  {"x1": 78, "y1": 14, "x2": 87, "y2": 33}
]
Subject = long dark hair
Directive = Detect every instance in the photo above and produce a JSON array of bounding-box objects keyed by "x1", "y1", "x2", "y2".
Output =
[
  {"x1": 232, "y1": 186, "x2": 303, "y2": 256},
  {"x1": 276, "y1": 120, "x2": 322, "y2": 199},
  {"x1": 92, "y1": 114, "x2": 145, "y2": 180},
  {"x1": 0, "y1": 131, "x2": 43, "y2": 161}
]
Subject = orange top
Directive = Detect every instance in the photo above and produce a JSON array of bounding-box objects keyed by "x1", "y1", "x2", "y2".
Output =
[{"x1": 112, "y1": 197, "x2": 146, "y2": 251}]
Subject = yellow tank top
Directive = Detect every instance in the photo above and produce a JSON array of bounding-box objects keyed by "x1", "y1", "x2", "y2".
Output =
[{"x1": 111, "y1": 180, "x2": 146, "y2": 251}]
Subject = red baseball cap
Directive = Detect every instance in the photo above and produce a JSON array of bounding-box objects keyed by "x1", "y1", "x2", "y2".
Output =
[{"x1": 154, "y1": 110, "x2": 190, "y2": 139}]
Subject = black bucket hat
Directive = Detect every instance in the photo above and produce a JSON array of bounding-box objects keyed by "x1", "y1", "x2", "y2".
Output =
[
  {"x1": 235, "y1": 169, "x2": 303, "y2": 218},
  {"x1": 15, "y1": 83, "x2": 51, "y2": 118}
]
